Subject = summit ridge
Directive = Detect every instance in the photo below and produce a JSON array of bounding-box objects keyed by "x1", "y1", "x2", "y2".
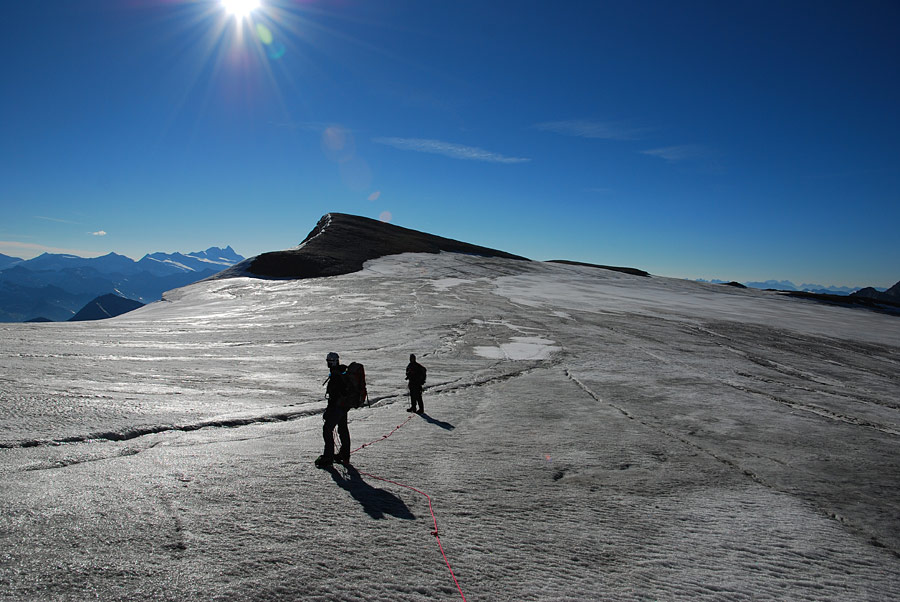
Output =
[{"x1": 216, "y1": 213, "x2": 529, "y2": 280}]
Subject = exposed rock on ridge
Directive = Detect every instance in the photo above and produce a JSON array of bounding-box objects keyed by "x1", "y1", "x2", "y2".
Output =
[
  {"x1": 547, "y1": 259, "x2": 649, "y2": 277},
  {"x1": 852, "y1": 280, "x2": 900, "y2": 303},
  {"x1": 217, "y1": 213, "x2": 530, "y2": 280}
]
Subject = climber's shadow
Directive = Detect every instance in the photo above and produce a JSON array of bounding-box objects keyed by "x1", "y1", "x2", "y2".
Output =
[
  {"x1": 419, "y1": 412, "x2": 455, "y2": 430},
  {"x1": 327, "y1": 465, "x2": 415, "y2": 520}
]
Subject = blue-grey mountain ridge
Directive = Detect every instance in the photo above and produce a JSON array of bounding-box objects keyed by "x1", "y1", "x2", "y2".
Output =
[{"x1": 0, "y1": 247, "x2": 243, "y2": 322}]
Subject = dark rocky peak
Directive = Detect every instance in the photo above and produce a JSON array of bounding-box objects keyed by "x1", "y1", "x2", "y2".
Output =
[
  {"x1": 217, "y1": 213, "x2": 529, "y2": 280},
  {"x1": 851, "y1": 280, "x2": 900, "y2": 302},
  {"x1": 69, "y1": 293, "x2": 144, "y2": 322}
]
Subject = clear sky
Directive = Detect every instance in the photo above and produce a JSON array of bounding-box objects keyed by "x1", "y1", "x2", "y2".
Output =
[{"x1": 2, "y1": 0, "x2": 898, "y2": 287}]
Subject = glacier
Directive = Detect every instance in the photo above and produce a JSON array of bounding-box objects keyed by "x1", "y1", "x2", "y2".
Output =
[{"x1": 1, "y1": 251, "x2": 898, "y2": 600}]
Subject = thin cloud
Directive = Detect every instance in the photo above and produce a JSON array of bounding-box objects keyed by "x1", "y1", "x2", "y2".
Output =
[
  {"x1": 0, "y1": 241, "x2": 100, "y2": 258},
  {"x1": 534, "y1": 120, "x2": 644, "y2": 141},
  {"x1": 90, "y1": 230, "x2": 107, "y2": 236},
  {"x1": 373, "y1": 137, "x2": 530, "y2": 164},
  {"x1": 35, "y1": 215, "x2": 81, "y2": 225},
  {"x1": 641, "y1": 145, "x2": 705, "y2": 163}
]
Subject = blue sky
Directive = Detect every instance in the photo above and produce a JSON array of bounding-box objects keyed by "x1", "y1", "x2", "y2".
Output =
[{"x1": 2, "y1": 0, "x2": 898, "y2": 287}]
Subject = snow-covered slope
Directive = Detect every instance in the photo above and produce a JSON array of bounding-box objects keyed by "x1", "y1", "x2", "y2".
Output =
[
  {"x1": 1, "y1": 252, "x2": 898, "y2": 600},
  {"x1": 137, "y1": 246, "x2": 244, "y2": 276}
]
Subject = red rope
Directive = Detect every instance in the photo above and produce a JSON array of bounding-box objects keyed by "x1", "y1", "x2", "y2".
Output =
[
  {"x1": 349, "y1": 415, "x2": 414, "y2": 454},
  {"x1": 348, "y1": 415, "x2": 468, "y2": 601}
]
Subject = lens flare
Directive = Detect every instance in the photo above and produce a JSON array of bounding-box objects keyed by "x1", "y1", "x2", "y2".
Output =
[
  {"x1": 321, "y1": 126, "x2": 355, "y2": 163},
  {"x1": 255, "y1": 23, "x2": 273, "y2": 44},
  {"x1": 254, "y1": 22, "x2": 286, "y2": 59},
  {"x1": 266, "y1": 40, "x2": 286, "y2": 60}
]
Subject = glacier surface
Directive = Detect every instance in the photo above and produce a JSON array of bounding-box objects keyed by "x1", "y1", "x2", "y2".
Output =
[{"x1": 1, "y1": 252, "x2": 898, "y2": 600}]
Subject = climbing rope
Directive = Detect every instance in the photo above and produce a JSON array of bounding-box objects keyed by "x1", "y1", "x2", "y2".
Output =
[
  {"x1": 349, "y1": 415, "x2": 414, "y2": 454},
  {"x1": 347, "y1": 415, "x2": 468, "y2": 601}
]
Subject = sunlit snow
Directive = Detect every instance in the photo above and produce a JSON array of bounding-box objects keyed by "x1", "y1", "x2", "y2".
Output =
[{"x1": 1, "y1": 252, "x2": 898, "y2": 600}]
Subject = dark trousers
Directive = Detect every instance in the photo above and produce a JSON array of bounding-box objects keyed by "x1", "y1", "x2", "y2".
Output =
[
  {"x1": 409, "y1": 384, "x2": 424, "y2": 412},
  {"x1": 323, "y1": 407, "x2": 350, "y2": 461}
]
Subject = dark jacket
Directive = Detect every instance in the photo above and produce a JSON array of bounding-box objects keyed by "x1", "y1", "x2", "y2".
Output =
[
  {"x1": 406, "y1": 361, "x2": 427, "y2": 388},
  {"x1": 326, "y1": 364, "x2": 349, "y2": 409}
]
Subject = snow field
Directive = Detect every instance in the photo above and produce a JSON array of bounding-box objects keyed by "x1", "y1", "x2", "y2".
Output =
[{"x1": 1, "y1": 252, "x2": 899, "y2": 600}]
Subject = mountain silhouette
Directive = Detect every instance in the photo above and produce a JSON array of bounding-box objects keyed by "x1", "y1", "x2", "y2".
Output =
[
  {"x1": 851, "y1": 280, "x2": 900, "y2": 303},
  {"x1": 216, "y1": 213, "x2": 529, "y2": 280},
  {"x1": 0, "y1": 253, "x2": 23, "y2": 270},
  {"x1": 69, "y1": 293, "x2": 145, "y2": 321},
  {"x1": 784, "y1": 279, "x2": 900, "y2": 315},
  {"x1": 19, "y1": 252, "x2": 138, "y2": 274}
]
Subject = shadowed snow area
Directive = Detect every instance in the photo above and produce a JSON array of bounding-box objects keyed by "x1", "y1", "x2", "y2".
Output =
[{"x1": 2, "y1": 252, "x2": 899, "y2": 600}]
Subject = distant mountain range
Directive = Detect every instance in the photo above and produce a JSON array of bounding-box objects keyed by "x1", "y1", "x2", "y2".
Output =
[
  {"x1": 0, "y1": 247, "x2": 243, "y2": 322},
  {"x1": 4, "y1": 221, "x2": 895, "y2": 322},
  {"x1": 697, "y1": 279, "x2": 887, "y2": 296},
  {"x1": 697, "y1": 277, "x2": 900, "y2": 314},
  {"x1": 851, "y1": 281, "x2": 900, "y2": 303}
]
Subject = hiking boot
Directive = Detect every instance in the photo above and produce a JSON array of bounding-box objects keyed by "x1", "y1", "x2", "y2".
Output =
[
  {"x1": 406, "y1": 407, "x2": 416, "y2": 412},
  {"x1": 314, "y1": 454, "x2": 333, "y2": 468}
]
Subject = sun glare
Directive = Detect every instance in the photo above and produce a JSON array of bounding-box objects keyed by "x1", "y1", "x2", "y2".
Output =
[{"x1": 221, "y1": 0, "x2": 261, "y2": 20}]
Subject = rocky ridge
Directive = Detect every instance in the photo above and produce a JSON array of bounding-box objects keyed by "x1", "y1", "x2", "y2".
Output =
[{"x1": 215, "y1": 213, "x2": 530, "y2": 280}]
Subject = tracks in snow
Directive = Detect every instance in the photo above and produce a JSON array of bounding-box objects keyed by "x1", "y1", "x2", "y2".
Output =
[
  {"x1": 1, "y1": 364, "x2": 545, "y2": 451},
  {"x1": 608, "y1": 320, "x2": 900, "y2": 438},
  {"x1": 564, "y1": 367, "x2": 900, "y2": 558}
]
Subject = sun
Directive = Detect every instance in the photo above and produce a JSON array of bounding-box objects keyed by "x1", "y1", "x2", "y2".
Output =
[{"x1": 221, "y1": 0, "x2": 261, "y2": 20}]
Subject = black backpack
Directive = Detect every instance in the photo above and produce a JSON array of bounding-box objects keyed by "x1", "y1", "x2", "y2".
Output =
[
  {"x1": 337, "y1": 362, "x2": 368, "y2": 409},
  {"x1": 409, "y1": 362, "x2": 427, "y2": 386}
]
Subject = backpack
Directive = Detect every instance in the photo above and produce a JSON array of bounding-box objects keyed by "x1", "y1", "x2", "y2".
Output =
[
  {"x1": 408, "y1": 362, "x2": 427, "y2": 386},
  {"x1": 339, "y1": 362, "x2": 368, "y2": 409}
]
